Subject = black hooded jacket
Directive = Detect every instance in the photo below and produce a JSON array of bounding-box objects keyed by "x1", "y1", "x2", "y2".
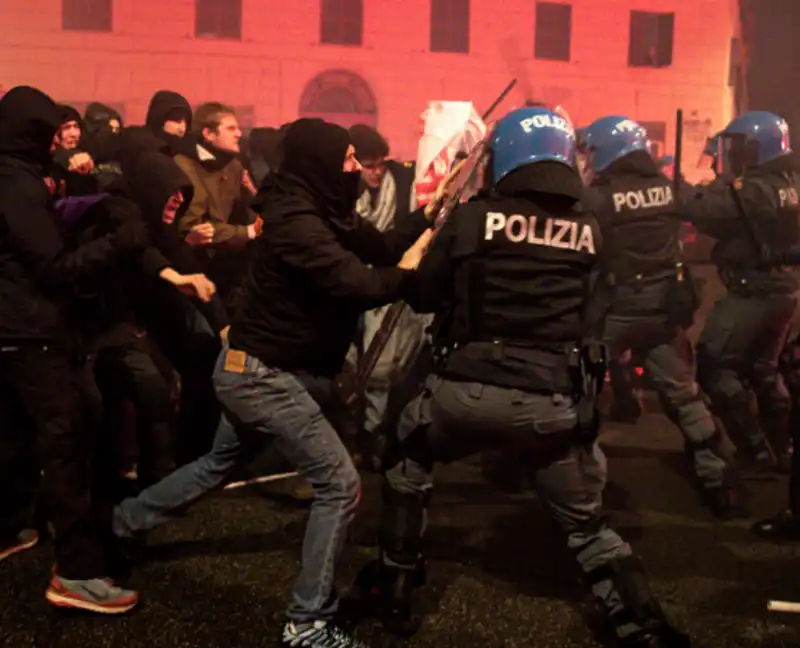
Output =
[
  {"x1": 121, "y1": 147, "x2": 228, "y2": 332},
  {"x1": 145, "y1": 90, "x2": 194, "y2": 157},
  {"x1": 84, "y1": 102, "x2": 123, "y2": 134},
  {"x1": 55, "y1": 176, "x2": 154, "y2": 348},
  {"x1": 81, "y1": 101, "x2": 124, "y2": 170},
  {"x1": 0, "y1": 86, "x2": 144, "y2": 343},
  {"x1": 229, "y1": 118, "x2": 430, "y2": 377}
]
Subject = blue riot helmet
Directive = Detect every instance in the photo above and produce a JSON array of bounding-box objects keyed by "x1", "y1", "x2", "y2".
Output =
[
  {"x1": 718, "y1": 111, "x2": 791, "y2": 176},
  {"x1": 577, "y1": 116, "x2": 652, "y2": 183},
  {"x1": 490, "y1": 106, "x2": 576, "y2": 185}
]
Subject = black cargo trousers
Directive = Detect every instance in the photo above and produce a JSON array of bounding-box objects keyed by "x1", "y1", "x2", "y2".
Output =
[
  {"x1": 376, "y1": 362, "x2": 658, "y2": 639},
  {"x1": 697, "y1": 285, "x2": 797, "y2": 463},
  {"x1": 0, "y1": 342, "x2": 107, "y2": 578}
]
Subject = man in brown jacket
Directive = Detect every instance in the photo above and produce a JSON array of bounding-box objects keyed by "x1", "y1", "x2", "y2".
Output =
[{"x1": 175, "y1": 102, "x2": 260, "y2": 251}]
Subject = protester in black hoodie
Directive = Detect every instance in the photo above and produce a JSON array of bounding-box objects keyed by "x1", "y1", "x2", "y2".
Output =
[
  {"x1": 84, "y1": 101, "x2": 123, "y2": 135},
  {"x1": 81, "y1": 102, "x2": 125, "y2": 189},
  {"x1": 56, "y1": 104, "x2": 83, "y2": 150},
  {"x1": 56, "y1": 160, "x2": 217, "y2": 492},
  {"x1": 112, "y1": 118, "x2": 433, "y2": 648},
  {"x1": 118, "y1": 132, "x2": 228, "y2": 463},
  {"x1": 0, "y1": 85, "x2": 140, "y2": 613},
  {"x1": 52, "y1": 104, "x2": 95, "y2": 177},
  {"x1": 144, "y1": 89, "x2": 194, "y2": 157}
]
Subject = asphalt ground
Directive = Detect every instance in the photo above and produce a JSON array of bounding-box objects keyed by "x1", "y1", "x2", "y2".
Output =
[{"x1": 2, "y1": 407, "x2": 800, "y2": 648}]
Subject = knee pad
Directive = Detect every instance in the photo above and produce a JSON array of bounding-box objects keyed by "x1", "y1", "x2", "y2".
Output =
[
  {"x1": 708, "y1": 382, "x2": 751, "y2": 414},
  {"x1": 571, "y1": 512, "x2": 608, "y2": 540},
  {"x1": 585, "y1": 554, "x2": 665, "y2": 625}
]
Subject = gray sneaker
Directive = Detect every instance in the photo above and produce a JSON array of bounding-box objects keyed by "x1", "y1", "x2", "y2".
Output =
[
  {"x1": 0, "y1": 529, "x2": 39, "y2": 562},
  {"x1": 45, "y1": 574, "x2": 138, "y2": 614}
]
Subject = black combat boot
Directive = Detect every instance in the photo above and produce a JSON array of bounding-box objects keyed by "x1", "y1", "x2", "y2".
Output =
[
  {"x1": 698, "y1": 459, "x2": 746, "y2": 520},
  {"x1": 356, "y1": 558, "x2": 426, "y2": 636},
  {"x1": 362, "y1": 482, "x2": 429, "y2": 635},
  {"x1": 700, "y1": 482, "x2": 745, "y2": 520},
  {"x1": 708, "y1": 392, "x2": 773, "y2": 472},
  {"x1": 587, "y1": 556, "x2": 691, "y2": 648},
  {"x1": 752, "y1": 510, "x2": 800, "y2": 540}
]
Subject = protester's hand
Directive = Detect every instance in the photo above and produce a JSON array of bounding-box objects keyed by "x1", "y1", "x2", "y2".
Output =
[
  {"x1": 242, "y1": 170, "x2": 257, "y2": 195},
  {"x1": 424, "y1": 158, "x2": 467, "y2": 221},
  {"x1": 247, "y1": 216, "x2": 264, "y2": 240},
  {"x1": 398, "y1": 229, "x2": 435, "y2": 271},
  {"x1": 185, "y1": 223, "x2": 215, "y2": 246},
  {"x1": 160, "y1": 269, "x2": 217, "y2": 302},
  {"x1": 175, "y1": 273, "x2": 217, "y2": 302},
  {"x1": 68, "y1": 152, "x2": 94, "y2": 174}
]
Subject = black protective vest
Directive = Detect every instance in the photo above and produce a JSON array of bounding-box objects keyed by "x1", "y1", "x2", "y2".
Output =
[
  {"x1": 594, "y1": 173, "x2": 681, "y2": 282},
  {"x1": 442, "y1": 195, "x2": 601, "y2": 350},
  {"x1": 711, "y1": 171, "x2": 800, "y2": 294}
]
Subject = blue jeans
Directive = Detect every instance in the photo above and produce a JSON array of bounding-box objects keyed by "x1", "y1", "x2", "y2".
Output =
[{"x1": 113, "y1": 344, "x2": 361, "y2": 622}]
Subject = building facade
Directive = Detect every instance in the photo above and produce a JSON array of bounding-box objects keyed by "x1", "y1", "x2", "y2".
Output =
[{"x1": 1, "y1": 0, "x2": 744, "y2": 182}]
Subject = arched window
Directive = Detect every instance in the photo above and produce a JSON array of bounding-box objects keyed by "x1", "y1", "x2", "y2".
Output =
[{"x1": 299, "y1": 69, "x2": 377, "y2": 129}]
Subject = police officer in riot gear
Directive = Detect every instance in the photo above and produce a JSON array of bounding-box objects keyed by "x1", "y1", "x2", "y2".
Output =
[
  {"x1": 684, "y1": 112, "x2": 799, "y2": 473},
  {"x1": 578, "y1": 116, "x2": 740, "y2": 519},
  {"x1": 358, "y1": 107, "x2": 690, "y2": 648}
]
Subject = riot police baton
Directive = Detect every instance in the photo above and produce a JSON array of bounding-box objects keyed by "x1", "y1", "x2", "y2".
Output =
[
  {"x1": 481, "y1": 78, "x2": 518, "y2": 123},
  {"x1": 673, "y1": 108, "x2": 683, "y2": 197},
  {"x1": 338, "y1": 79, "x2": 517, "y2": 407}
]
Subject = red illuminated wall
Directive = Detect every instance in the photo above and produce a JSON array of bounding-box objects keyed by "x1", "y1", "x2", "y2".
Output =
[{"x1": 0, "y1": 0, "x2": 740, "y2": 183}]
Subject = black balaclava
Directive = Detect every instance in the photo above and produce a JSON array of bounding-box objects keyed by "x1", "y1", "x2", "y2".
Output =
[
  {"x1": 127, "y1": 150, "x2": 193, "y2": 225},
  {"x1": 145, "y1": 90, "x2": 192, "y2": 133},
  {"x1": 278, "y1": 118, "x2": 357, "y2": 221},
  {"x1": 0, "y1": 85, "x2": 62, "y2": 169},
  {"x1": 84, "y1": 102, "x2": 123, "y2": 136},
  {"x1": 144, "y1": 90, "x2": 193, "y2": 157}
]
